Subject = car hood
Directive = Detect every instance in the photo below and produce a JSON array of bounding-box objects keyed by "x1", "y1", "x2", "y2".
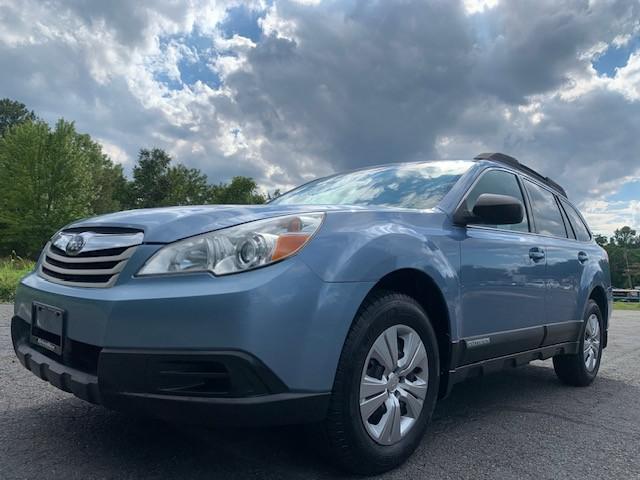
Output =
[{"x1": 65, "y1": 204, "x2": 368, "y2": 243}]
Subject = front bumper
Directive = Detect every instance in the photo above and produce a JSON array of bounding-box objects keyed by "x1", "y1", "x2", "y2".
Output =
[
  {"x1": 15, "y1": 256, "x2": 373, "y2": 391},
  {"x1": 12, "y1": 256, "x2": 375, "y2": 424},
  {"x1": 12, "y1": 316, "x2": 330, "y2": 425}
]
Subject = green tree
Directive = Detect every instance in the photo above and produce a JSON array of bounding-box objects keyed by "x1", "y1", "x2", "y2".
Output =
[
  {"x1": 594, "y1": 234, "x2": 609, "y2": 247},
  {"x1": 126, "y1": 148, "x2": 214, "y2": 208},
  {"x1": 615, "y1": 227, "x2": 639, "y2": 289},
  {"x1": 603, "y1": 226, "x2": 640, "y2": 288},
  {"x1": 0, "y1": 119, "x2": 94, "y2": 256},
  {"x1": 73, "y1": 133, "x2": 127, "y2": 213},
  {"x1": 210, "y1": 176, "x2": 266, "y2": 204},
  {"x1": 0, "y1": 102, "x2": 269, "y2": 258},
  {"x1": 164, "y1": 164, "x2": 211, "y2": 206},
  {"x1": 0, "y1": 98, "x2": 36, "y2": 136},
  {"x1": 126, "y1": 148, "x2": 172, "y2": 208},
  {"x1": 612, "y1": 226, "x2": 637, "y2": 247}
]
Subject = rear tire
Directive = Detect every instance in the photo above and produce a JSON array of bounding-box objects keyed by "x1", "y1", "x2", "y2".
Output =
[
  {"x1": 322, "y1": 291, "x2": 440, "y2": 475},
  {"x1": 553, "y1": 300, "x2": 603, "y2": 387}
]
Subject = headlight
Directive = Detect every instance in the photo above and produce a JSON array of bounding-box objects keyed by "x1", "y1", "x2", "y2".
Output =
[{"x1": 137, "y1": 213, "x2": 324, "y2": 276}]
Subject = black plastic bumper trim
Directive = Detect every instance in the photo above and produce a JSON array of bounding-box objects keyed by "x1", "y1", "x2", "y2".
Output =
[
  {"x1": 102, "y1": 391, "x2": 331, "y2": 426},
  {"x1": 97, "y1": 348, "x2": 290, "y2": 399},
  {"x1": 441, "y1": 341, "x2": 580, "y2": 398},
  {"x1": 14, "y1": 341, "x2": 102, "y2": 404},
  {"x1": 11, "y1": 316, "x2": 330, "y2": 426}
]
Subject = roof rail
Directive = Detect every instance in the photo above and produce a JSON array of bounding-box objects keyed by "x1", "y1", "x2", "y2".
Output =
[{"x1": 474, "y1": 152, "x2": 568, "y2": 198}]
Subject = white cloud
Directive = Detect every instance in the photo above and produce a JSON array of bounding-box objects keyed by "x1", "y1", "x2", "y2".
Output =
[
  {"x1": 463, "y1": 0, "x2": 499, "y2": 15},
  {"x1": 582, "y1": 199, "x2": 640, "y2": 235},
  {"x1": 97, "y1": 139, "x2": 130, "y2": 165},
  {"x1": 0, "y1": 0, "x2": 639, "y2": 234},
  {"x1": 609, "y1": 50, "x2": 640, "y2": 100}
]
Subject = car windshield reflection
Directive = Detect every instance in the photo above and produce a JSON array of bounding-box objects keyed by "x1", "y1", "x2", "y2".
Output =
[{"x1": 271, "y1": 160, "x2": 473, "y2": 209}]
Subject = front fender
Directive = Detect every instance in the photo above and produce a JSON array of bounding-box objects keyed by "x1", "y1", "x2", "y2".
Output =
[{"x1": 298, "y1": 210, "x2": 462, "y2": 339}]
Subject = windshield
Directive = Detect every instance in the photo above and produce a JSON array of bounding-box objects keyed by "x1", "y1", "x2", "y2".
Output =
[{"x1": 271, "y1": 161, "x2": 473, "y2": 209}]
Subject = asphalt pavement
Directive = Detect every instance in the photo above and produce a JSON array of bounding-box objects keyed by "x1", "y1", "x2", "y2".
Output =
[{"x1": 1, "y1": 304, "x2": 639, "y2": 480}]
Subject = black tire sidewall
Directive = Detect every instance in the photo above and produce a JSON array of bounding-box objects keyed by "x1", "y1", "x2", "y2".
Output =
[
  {"x1": 579, "y1": 300, "x2": 604, "y2": 381},
  {"x1": 336, "y1": 294, "x2": 440, "y2": 465}
]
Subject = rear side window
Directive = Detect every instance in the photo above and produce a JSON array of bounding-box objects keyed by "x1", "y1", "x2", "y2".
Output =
[
  {"x1": 561, "y1": 200, "x2": 591, "y2": 242},
  {"x1": 465, "y1": 169, "x2": 529, "y2": 232},
  {"x1": 523, "y1": 180, "x2": 567, "y2": 238}
]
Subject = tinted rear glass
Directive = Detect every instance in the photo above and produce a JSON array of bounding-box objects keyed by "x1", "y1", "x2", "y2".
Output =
[
  {"x1": 524, "y1": 180, "x2": 567, "y2": 238},
  {"x1": 561, "y1": 200, "x2": 591, "y2": 241},
  {"x1": 272, "y1": 161, "x2": 473, "y2": 209}
]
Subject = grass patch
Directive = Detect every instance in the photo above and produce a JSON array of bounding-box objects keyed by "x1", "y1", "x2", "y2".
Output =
[
  {"x1": 0, "y1": 255, "x2": 35, "y2": 302},
  {"x1": 613, "y1": 301, "x2": 640, "y2": 311}
]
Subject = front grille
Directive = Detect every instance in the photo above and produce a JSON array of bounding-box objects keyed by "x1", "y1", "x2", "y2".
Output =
[
  {"x1": 50, "y1": 244, "x2": 130, "y2": 259},
  {"x1": 38, "y1": 228, "x2": 143, "y2": 288}
]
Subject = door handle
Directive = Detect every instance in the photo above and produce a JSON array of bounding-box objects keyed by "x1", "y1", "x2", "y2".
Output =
[
  {"x1": 578, "y1": 251, "x2": 589, "y2": 263},
  {"x1": 529, "y1": 247, "x2": 545, "y2": 261}
]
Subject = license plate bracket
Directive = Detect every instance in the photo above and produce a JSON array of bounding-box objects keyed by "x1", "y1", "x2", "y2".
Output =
[{"x1": 31, "y1": 302, "x2": 65, "y2": 355}]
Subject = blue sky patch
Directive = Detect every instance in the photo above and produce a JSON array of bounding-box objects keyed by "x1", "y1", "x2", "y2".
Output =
[
  {"x1": 219, "y1": 5, "x2": 265, "y2": 43},
  {"x1": 178, "y1": 56, "x2": 221, "y2": 89},
  {"x1": 607, "y1": 179, "x2": 640, "y2": 202},
  {"x1": 154, "y1": 71, "x2": 183, "y2": 91},
  {"x1": 155, "y1": 29, "x2": 221, "y2": 90},
  {"x1": 593, "y1": 36, "x2": 640, "y2": 77}
]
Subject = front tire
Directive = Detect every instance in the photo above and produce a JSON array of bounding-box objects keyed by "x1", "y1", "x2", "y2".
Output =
[
  {"x1": 553, "y1": 299, "x2": 603, "y2": 387},
  {"x1": 322, "y1": 291, "x2": 440, "y2": 475}
]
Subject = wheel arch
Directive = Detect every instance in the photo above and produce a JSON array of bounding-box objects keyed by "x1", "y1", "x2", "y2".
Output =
[
  {"x1": 589, "y1": 285, "x2": 608, "y2": 329},
  {"x1": 363, "y1": 268, "x2": 453, "y2": 398}
]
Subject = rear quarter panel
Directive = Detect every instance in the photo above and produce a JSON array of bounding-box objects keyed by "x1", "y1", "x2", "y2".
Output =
[{"x1": 579, "y1": 242, "x2": 612, "y2": 327}]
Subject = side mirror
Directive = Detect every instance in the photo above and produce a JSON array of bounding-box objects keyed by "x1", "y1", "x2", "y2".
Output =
[{"x1": 457, "y1": 193, "x2": 524, "y2": 225}]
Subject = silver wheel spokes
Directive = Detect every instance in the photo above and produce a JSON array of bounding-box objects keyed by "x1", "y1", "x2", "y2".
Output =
[
  {"x1": 583, "y1": 313, "x2": 601, "y2": 372},
  {"x1": 359, "y1": 325, "x2": 429, "y2": 445}
]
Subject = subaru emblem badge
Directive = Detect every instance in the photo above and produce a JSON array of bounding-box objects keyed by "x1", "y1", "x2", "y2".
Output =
[{"x1": 65, "y1": 234, "x2": 85, "y2": 256}]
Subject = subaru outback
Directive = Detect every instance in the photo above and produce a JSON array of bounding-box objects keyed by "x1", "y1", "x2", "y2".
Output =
[{"x1": 11, "y1": 152, "x2": 611, "y2": 474}]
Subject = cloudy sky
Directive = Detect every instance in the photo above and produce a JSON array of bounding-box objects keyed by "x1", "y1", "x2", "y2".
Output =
[{"x1": 0, "y1": 0, "x2": 639, "y2": 235}]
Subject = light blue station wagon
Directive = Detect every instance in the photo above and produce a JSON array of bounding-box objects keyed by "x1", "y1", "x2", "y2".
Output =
[{"x1": 12, "y1": 152, "x2": 611, "y2": 474}]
